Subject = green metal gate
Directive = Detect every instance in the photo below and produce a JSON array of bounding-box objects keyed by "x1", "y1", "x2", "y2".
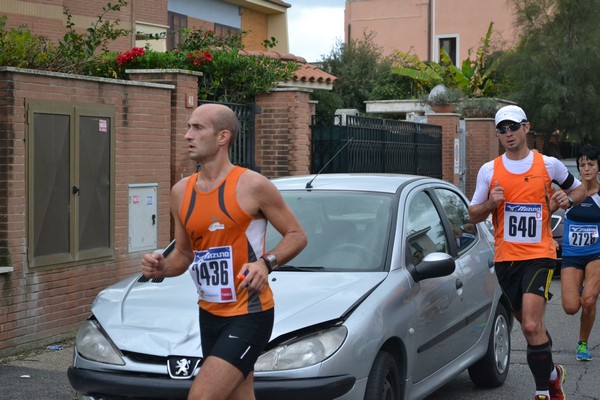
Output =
[{"x1": 311, "y1": 114, "x2": 443, "y2": 178}]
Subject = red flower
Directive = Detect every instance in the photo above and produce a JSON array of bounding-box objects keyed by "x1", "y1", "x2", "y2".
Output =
[
  {"x1": 186, "y1": 50, "x2": 213, "y2": 66},
  {"x1": 117, "y1": 47, "x2": 145, "y2": 66},
  {"x1": 201, "y1": 50, "x2": 213, "y2": 62}
]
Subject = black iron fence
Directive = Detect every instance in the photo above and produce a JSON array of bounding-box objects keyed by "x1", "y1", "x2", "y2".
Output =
[
  {"x1": 311, "y1": 114, "x2": 443, "y2": 178},
  {"x1": 198, "y1": 100, "x2": 256, "y2": 170}
]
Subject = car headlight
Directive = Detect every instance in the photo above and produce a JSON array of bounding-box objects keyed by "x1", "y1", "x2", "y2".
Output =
[
  {"x1": 255, "y1": 326, "x2": 347, "y2": 371},
  {"x1": 76, "y1": 319, "x2": 125, "y2": 365}
]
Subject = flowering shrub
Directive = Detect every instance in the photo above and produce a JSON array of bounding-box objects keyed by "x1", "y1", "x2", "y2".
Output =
[
  {"x1": 117, "y1": 47, "x2": 145, "y2": 65},
  {"x1": 108, "y1": 27, "x2": 298, "y2": 103},
  {"x1": 186, "y1": 49, "x2": 212, "y2": 66}
]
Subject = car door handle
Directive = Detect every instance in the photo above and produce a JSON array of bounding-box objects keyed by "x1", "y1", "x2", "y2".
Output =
[{"x1": 455, "y1": 279, "x2": 463, "y2": 290}]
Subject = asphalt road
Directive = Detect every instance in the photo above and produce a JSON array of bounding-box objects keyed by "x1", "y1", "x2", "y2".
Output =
[
  {"x1": 0, "y1": 337, "x2": 78, "y2": 400},
  {"x1": 425, "y1": 278, "x2": 600, "y2": 400},
  {"x1": 1, "y1": 279, "x2": 599, "y2": 400}
]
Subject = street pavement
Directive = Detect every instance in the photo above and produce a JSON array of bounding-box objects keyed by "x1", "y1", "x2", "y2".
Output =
[
  {"x1": 425, "y1": 278, "x2": 600, "y2": 400},
  {"x1": 1, "y1": 279, "x2": 599, "y2": 400},
  {"x1": 0, "y1": 338, "x2": 78, "y2": 400}
]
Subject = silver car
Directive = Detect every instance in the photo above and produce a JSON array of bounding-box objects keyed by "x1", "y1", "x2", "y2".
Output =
[{"x1": 68, "y1": 174, "x2": 512, "y2": 400}]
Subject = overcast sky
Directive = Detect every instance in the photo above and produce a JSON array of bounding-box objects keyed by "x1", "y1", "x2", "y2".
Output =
[{"x1": 287, "y1": 1, "x2": 345, "y2": 62}]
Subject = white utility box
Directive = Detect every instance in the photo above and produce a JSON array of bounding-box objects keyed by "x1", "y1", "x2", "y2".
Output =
[{"x1": 128, "y1": 183, "x2": 158, "y2": 252}]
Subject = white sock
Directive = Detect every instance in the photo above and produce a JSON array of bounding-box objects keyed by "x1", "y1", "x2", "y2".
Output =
[
  {"x1": 550, "y1": 366, "x2": 558, "y2": 381},
  {"x1": 535, "y1": 391, "x2": 550, "y2": 398}
]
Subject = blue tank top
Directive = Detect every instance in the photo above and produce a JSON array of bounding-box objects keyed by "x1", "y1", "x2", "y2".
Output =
[{"x1": 562, "y1": 191, "x2": 600, "y2": 256}]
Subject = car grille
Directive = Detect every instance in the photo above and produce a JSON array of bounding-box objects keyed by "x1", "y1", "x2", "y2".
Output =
[{"x1": 125, "y1": 351, "x2": 168, "y2": 365}]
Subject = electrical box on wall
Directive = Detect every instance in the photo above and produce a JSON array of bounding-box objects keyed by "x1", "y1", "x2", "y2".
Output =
[{"x1": 128, "y1": 184, "x2": 158, "y2": 252}]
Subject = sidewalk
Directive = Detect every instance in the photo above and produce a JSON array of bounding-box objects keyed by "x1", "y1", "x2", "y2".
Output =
[{"x1": 0, "y1": 338, "x2": 78, "y2": 400}]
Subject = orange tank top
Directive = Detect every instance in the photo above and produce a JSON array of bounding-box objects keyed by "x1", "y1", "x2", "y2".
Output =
[
  {"x1": 179, "y1": 166, "x2": 274, "y2": 316},
  {"x1": 491, "y1": 152, "x2": 556, "y2": 261}
]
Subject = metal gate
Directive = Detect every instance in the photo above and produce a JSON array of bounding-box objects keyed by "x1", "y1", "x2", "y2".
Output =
[
  {"x1": 311, "y1": 114, "x2": 443, "y2": 178},
  {"x1": 198, "y1": 100, "x2": 256, "y2": 170}
]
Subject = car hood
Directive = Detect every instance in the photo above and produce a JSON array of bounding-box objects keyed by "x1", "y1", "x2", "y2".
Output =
[{"x1": 91, "y1": 271, "x2": 388, "y2": 357}]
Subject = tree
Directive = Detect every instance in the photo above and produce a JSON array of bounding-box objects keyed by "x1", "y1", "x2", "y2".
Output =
[
  {"x1": 312, "y1": 32, "x2": 412, "y2": 116},
  {"x1": 390, "y1": 22, "x2": 498, "y2": 98},
  {"x1": 495, "y1": 0, "x2": 600, "y2": 146}
]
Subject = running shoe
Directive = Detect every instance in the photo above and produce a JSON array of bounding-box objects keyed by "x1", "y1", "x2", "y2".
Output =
[
  {"x1": 577, "y1": 341, "x2": 592, "y2": 361},
  {"x1": 534, "y1": 396, "x2": 549, "y2": 400},
  {"x1": 549, "y1": 364, "x2": 566, "y2": 400}
]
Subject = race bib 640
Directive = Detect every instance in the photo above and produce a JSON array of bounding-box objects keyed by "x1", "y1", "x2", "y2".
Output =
[{"x1": 503, "y1": 202, "x2": 542, "y2": 243}]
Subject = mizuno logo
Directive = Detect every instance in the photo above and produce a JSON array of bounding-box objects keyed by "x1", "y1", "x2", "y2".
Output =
[
  {"x1": 505, "y1": 204, "x2": 541, "y2": 212},
  {"x1": 571, "y1": 226, "x2": 595, "y2": 233}
]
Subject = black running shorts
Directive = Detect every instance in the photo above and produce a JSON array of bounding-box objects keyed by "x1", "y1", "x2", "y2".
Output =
[
  {"x1": 494, "y1": 258, "x2": 555, "y2": 312},
  {"x1": 199, "y1": 307, "x2": 274, "y2": 378}
]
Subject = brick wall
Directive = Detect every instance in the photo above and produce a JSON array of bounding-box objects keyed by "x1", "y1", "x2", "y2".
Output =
[
  {"x1": 0, "y1": 68, "x2": 174, "y2": 356},
  {"x1": 465, "y1": 118, "x2": 499, "y2": 199},
  {"x1": 0, "y1": 68, "x2": 316, "y2": 356},
  {"x1": 242, "y1": 8, "x2": 269, "y2": 51},
  {"x1": 134, "y1": 0, "x2": 168, "y2": 26},
  {"x1": 255, "y1": 89, "x2": 312, "y2": 178},
  {"x1": 427, "y1": 113, "x2": 461, "y2": 187},
  {"x1": 187, "y1": 16, "x2": 214, "y2": 32}
]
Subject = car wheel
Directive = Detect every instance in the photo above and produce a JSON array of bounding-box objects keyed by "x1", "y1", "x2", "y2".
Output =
[
  {"x1": 364, "y1": 350, "x2": 402, "y2": 400},
  {"x1": 468, "y1": 302, "x2": 511, "y2": 388}
]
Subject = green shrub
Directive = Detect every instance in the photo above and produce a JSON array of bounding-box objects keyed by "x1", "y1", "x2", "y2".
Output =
[{"x1": 0, "y1": 16, "x2": 53, "y2": 69}]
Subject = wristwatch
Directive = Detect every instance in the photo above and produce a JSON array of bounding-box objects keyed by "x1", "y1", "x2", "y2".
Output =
[
  {"x1": 260, "y1": 253, "x2": 278, "y2": 274},
  {"x1": 567, "y1": 196, "x2": 574, "y2": 208}
]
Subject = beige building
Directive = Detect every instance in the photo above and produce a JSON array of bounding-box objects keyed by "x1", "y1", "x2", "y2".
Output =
[
  {"x1": 345, "y1": 0, "x2": 520, "y2": 63},
  {"x1": 0, "y1": 0, "x2": 291, "y2": 54}
]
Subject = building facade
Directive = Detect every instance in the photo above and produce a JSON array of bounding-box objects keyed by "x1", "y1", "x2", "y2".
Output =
[{"x1": 345, "y1": 0, "x2": 520, "y2": 64}]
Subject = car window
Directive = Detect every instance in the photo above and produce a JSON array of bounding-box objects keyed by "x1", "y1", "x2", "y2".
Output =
[
  {"x1": 434, "y1": 188, "x2": 477, "y2": 254},
  {"x1": 268, "y1": 191, "x2": 393, "y2": 271},
  {"x1": 405, "y1": 191, "x2": 449, "y2": 265}
]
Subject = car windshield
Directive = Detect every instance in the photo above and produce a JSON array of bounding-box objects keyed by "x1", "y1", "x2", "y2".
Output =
[{"x1": 267, "y1": 190, "x2": 393, "y2": 272}]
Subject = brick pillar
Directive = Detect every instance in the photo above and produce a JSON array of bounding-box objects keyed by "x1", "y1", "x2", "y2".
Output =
[
  {"x1": 126, "y1": 69, "x2": 201, "y2": 186},
  {"x1": 127, "y1": 69, "x2": 200, "y2": 240},
  {"x1": 255, "y1": 88, "x2": 312, "y2": 178},
  {"x1": 0, "y1": 71, "x2": 22, "y2": 273},
  {"x1": 464, "y1": 118, "x2": 498, "y2": 199},
  {"x1": 427, "y1": 113, "x2": 461, "y2": 187}
]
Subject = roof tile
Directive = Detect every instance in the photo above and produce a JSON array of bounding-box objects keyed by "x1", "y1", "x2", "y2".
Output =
[{"x1": 239, "y1": 49, "x2": 337, "y2": 84}]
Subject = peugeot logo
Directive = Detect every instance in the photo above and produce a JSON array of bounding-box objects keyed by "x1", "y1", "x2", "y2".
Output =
[{"x1": 167, "y1": 356, "x2": 202, "y2": 379}]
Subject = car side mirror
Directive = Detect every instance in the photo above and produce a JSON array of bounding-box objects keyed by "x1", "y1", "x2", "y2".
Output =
[{"x1": 412, "y1": 252, "x2": 455, "y2": 282}]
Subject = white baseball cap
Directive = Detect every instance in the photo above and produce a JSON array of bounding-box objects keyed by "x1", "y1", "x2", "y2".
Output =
[{"x1": 495, "y1": 105, "x2": 528, "y2": 128}]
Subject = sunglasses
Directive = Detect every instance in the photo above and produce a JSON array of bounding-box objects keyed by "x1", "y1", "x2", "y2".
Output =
[{"x1": 497, "y1": 122, "x2": 525, "y2": 134}]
